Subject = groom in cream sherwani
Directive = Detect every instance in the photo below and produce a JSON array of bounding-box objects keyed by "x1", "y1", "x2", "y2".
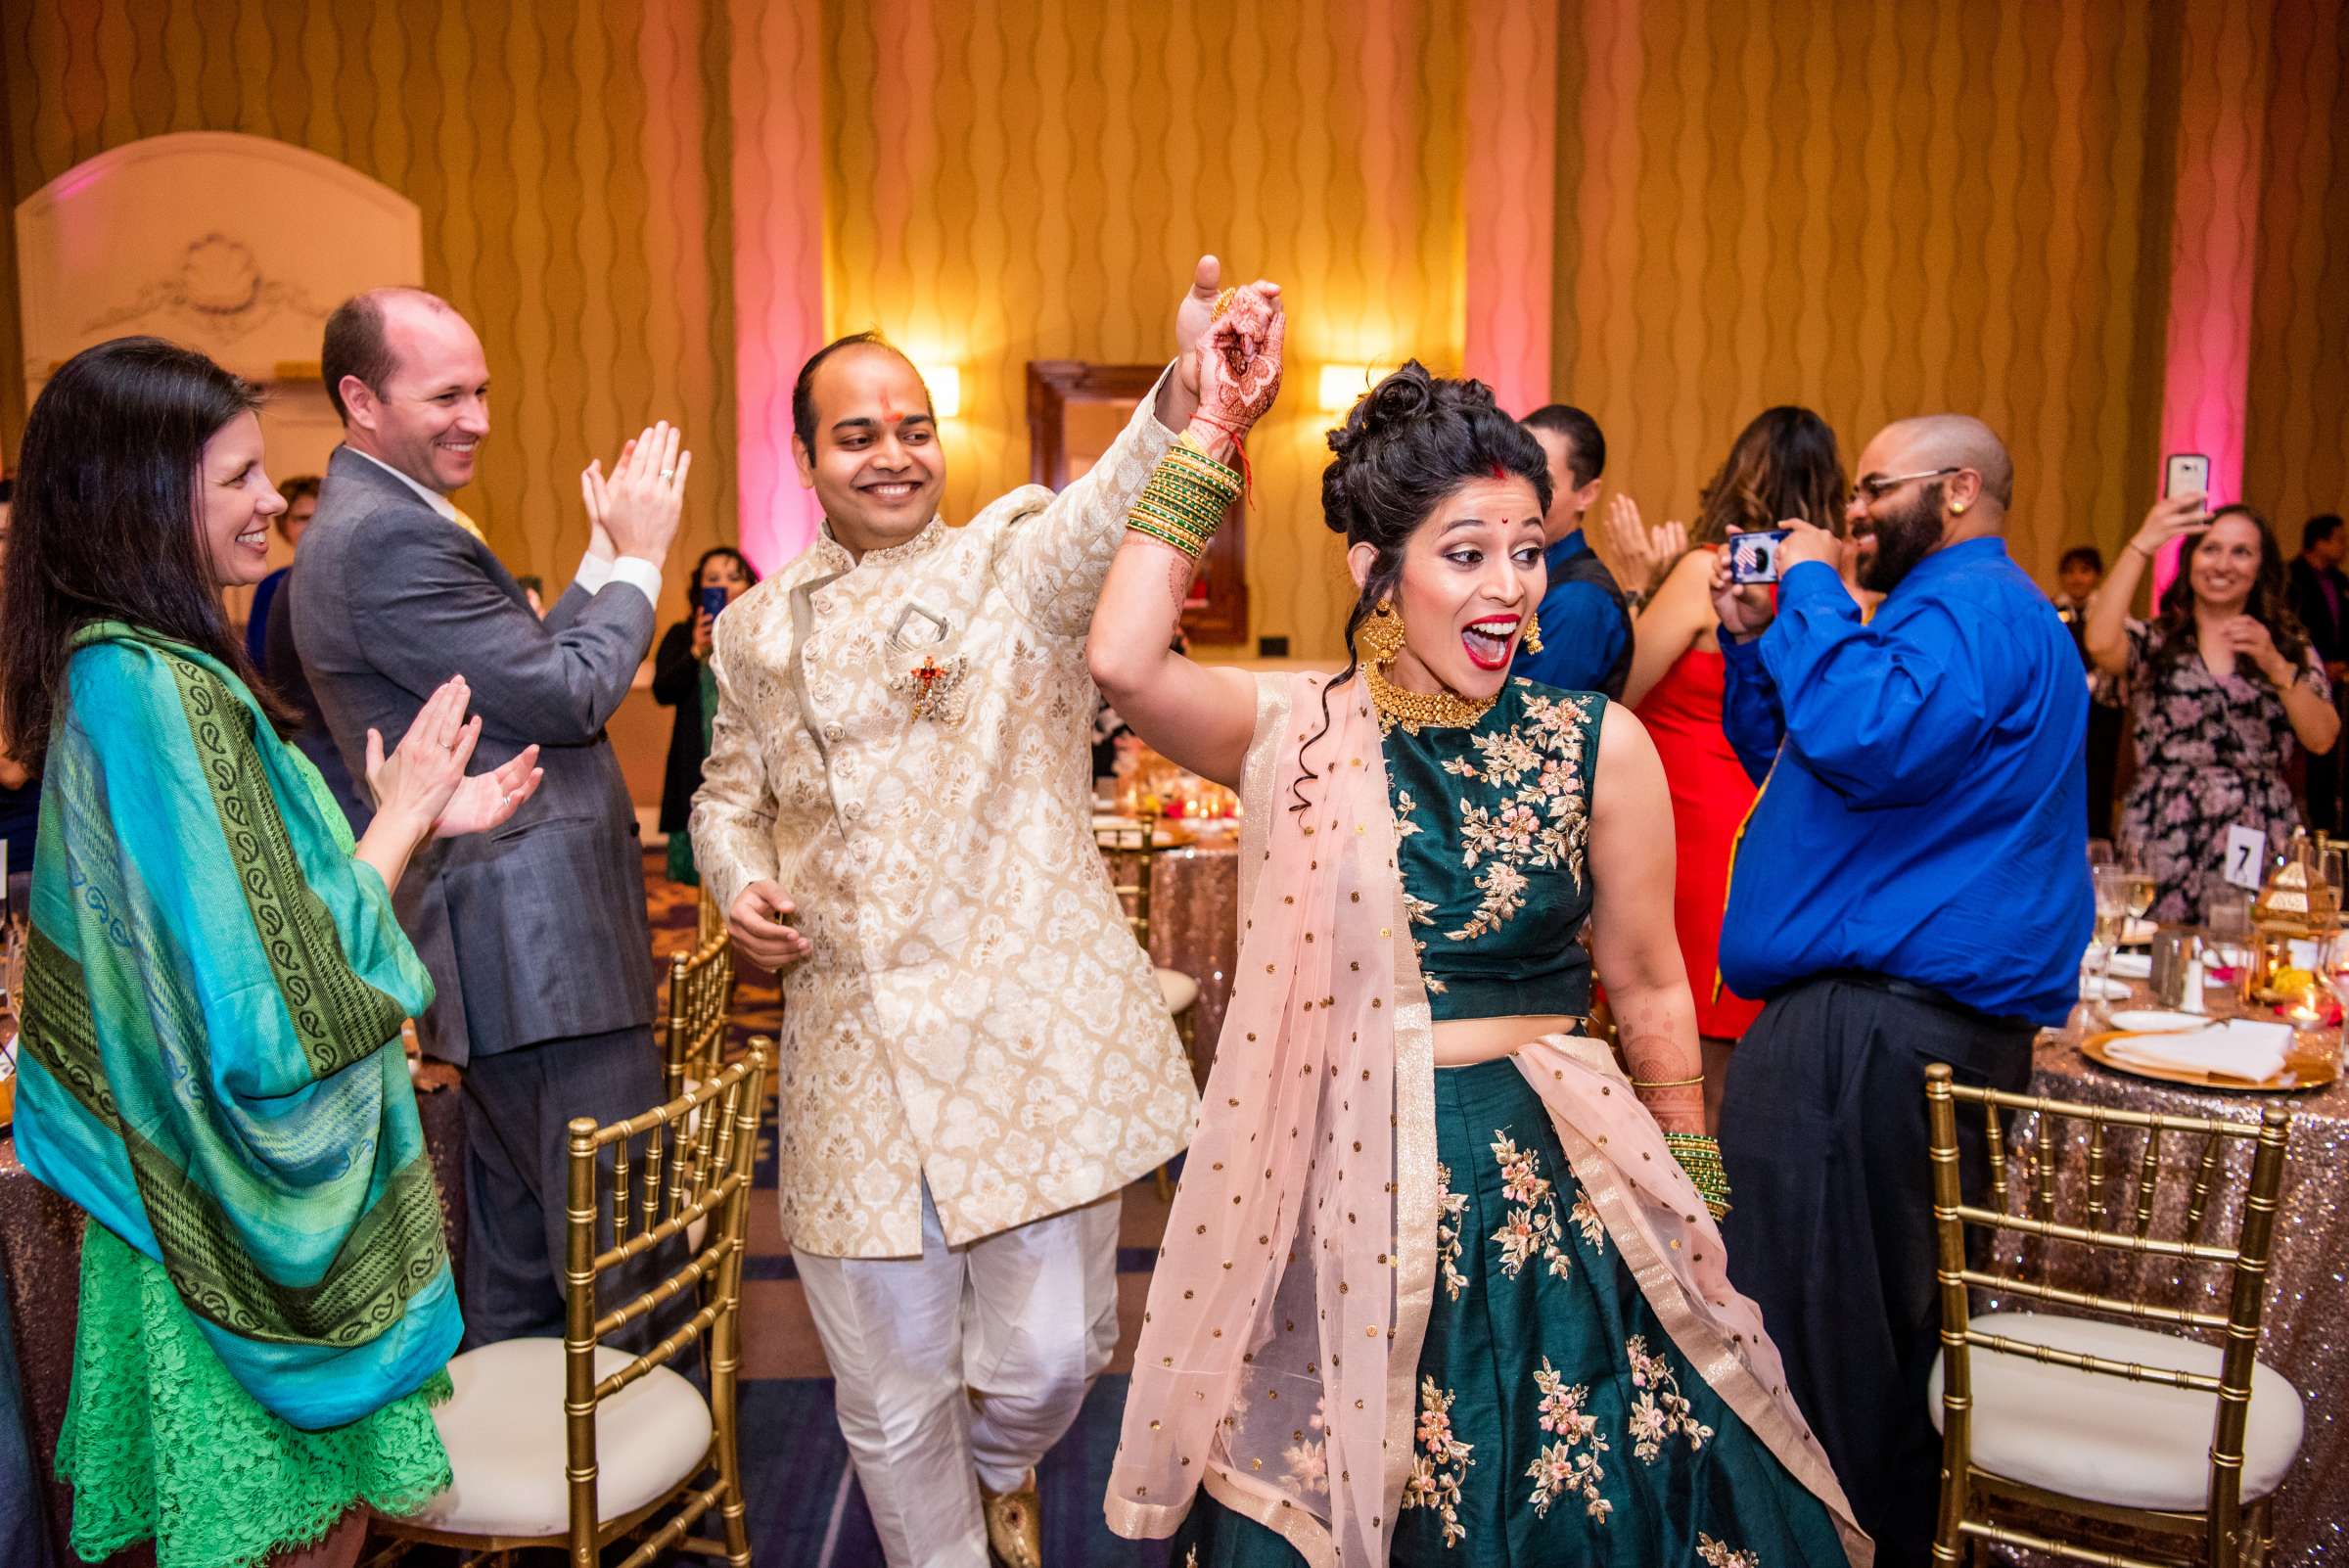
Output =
[{"x1": 691, "y1": 258, "x2": 1232, "y2": 1567}]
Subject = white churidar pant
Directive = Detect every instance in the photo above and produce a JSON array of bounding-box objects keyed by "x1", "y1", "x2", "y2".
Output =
[{"x1": 793, "y1": 1181, "x2": 1123, "y2": 1568}]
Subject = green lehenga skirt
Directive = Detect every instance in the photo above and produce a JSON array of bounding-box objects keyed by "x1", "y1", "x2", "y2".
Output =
[
  {"x1": 1171, "y1": 1056, "x2": 1848, "y2": 1566},
  {"x1": 56, "y1": 1222, "x2": 453, "y2": 1568}
]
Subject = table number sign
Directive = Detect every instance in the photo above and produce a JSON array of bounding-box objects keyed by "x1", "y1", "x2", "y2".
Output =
[{"x1": 2225, "y1": 824, "x2": 2269, "y2": 892}]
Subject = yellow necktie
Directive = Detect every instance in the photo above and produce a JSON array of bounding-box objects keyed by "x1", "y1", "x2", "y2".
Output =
[{"x1": 449, "y1": 504, "x2": 487, "y2": 544}]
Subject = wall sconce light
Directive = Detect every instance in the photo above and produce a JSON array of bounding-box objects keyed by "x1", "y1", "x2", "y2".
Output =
[
  {"x1": 1318, "y1": 364, "x2": 1376, "y2": 414},
  {"x1": 920, "y1": 364, "x2": 962, "y2": 419}
]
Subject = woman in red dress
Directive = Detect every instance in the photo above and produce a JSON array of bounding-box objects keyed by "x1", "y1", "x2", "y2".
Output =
[{"x1": 1608, "y1": 408, "x2": 1852, "y2": 1130}]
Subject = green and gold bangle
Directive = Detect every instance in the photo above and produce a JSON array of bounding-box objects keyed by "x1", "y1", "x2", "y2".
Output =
[
  {"x1": 1128, "y1": 437, "x2": 1242, "y2": 560},
  {"x1": 1662, "y1": 1130, "x2": 1731, "y2": 1222}
]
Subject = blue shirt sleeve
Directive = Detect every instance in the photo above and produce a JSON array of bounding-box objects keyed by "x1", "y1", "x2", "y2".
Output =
[
  {"x1": 1718, "y1": 632, "x2": 1782, "y2": 784},
  {"x1": 1515, "y1": 581, "x2": 1628, "y2": 693},
  {"x1": 1757, "y1": 561, "x2": 1998, "y2": 808}
]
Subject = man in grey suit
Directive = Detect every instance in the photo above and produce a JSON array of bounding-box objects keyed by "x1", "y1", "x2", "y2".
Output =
[{"x1": 293, "y1": 286, "x2": 690, "y2": 1345}]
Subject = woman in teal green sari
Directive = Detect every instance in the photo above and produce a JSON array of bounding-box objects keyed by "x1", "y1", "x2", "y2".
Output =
[{"x1": 0, "y1": 338, "x2": 545, "y2": 1568}]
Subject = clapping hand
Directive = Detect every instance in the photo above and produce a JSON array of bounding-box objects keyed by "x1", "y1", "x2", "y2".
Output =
[
  {"x1": 364, "y1": 675, "x2": 545, "y2": 841},
  {"x1": 1602, "y1": 495, "x2": 1686, "y2": 599},
  {"x1": 581, "y1": 422, "x2": 691, "y2": 564}
]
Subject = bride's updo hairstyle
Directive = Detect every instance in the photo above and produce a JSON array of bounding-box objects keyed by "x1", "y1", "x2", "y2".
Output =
[{"x1": 1295, "y1": 362, "x2": 1551, "y2": 805}]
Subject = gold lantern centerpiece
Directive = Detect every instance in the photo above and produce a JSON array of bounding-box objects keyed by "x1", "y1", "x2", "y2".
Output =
[{"x1": 2245, "y1": 834, "x2": 2343, "y2": 1014}]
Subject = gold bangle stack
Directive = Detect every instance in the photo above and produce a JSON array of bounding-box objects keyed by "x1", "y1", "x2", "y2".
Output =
[
  {"x1": 1128, "y1": 433, "x2": 1242, "y2": 560},
  {"x1": 1662, "y1": 1130, "x2": 1732, "y2": 1222}
]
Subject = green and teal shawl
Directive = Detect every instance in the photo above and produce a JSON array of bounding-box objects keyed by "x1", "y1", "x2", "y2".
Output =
[{"x1": 14, "y1": 623, "x2": 461, "y2": 1431}]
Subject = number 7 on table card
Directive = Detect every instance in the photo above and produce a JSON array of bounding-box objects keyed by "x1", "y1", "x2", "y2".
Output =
[{"x1": 2225, "y1": 823, "x2": 2268, "y2": 893}]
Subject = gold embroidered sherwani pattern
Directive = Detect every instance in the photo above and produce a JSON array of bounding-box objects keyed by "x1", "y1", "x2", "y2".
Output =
[{"x1": 690, "y1": 388, "x2": 1198, "y2": 1260}]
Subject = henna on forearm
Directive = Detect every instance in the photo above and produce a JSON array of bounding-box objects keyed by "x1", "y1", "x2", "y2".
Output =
[
  {"x1": 1610, "y1": 991, "x2": 1705, "y2": 1133},
  {"x1": 1165, "y1": 552, "x2": 1195, "y2": 618}
]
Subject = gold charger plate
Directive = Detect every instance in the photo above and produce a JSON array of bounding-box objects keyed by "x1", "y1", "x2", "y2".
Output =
[{"x1": 2080, "y1": 1030, "x2": 2339, "y2": 1093}]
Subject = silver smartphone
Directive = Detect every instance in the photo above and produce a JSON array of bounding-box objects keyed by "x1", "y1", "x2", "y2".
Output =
[{"x1": 2164, "y1": 452, "x2": 2210, "y2": 499}]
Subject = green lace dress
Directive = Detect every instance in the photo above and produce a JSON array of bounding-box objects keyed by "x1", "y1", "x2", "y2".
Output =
[
  {"x1": 1170, "y1": 679, "x2": 1847, "y2": 1566},
  {"x1": 60, "y1": 1226, "x2": 453, "y2": 1568}
]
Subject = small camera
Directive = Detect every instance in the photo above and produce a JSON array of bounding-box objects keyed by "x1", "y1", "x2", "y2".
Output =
[{"x1": 1727, "y1": 530, "x2": 1790, "y2": 585}]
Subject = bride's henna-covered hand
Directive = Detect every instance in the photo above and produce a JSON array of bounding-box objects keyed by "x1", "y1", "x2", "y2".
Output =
[{"x1": 1197, "y1": 283, "x2": 1285, "y2": 436}]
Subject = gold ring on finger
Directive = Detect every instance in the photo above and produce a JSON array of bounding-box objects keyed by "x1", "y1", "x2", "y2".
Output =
[{"x1": 1211, "y1": 287, "x2": 1237, "y2": 321}]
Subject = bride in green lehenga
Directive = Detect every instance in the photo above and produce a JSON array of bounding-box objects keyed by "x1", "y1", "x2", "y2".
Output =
[
  {"x1": 1, "y1": 337, "x2": 545, "y2": 1568},
  {"x1": 1091, "y1": 291, "x2": 1869, "y2": 1567}
]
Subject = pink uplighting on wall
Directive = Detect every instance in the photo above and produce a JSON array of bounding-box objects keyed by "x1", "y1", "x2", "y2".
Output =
[
  {"x1": 1461, "y1": 0, "x2": 1557, "y2": 417},
  {"x1": 2151, "y1": 0, "x2": 2270, "y2": 600},
  {"x1": 728, "y1": 0, "x2": 828, "y2": 573}
]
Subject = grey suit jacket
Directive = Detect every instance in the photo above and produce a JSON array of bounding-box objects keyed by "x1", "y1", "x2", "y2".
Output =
[{"x1": 291, "y1": 446, "x2": 657, "y2": 1064}]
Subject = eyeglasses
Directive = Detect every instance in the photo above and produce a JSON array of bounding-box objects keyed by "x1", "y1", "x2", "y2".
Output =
[{"x1": 1851, "y1": 466, "x2": 1960, "y2": 505}]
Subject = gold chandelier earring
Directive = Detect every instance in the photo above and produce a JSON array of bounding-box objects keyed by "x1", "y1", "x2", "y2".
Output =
[
  {"x1": 1522, "y1": 608, "x2": 1543, "y2": 655},
  {"x1": 1358, "y1": 598, "x2": 1406, "y2": 667}
]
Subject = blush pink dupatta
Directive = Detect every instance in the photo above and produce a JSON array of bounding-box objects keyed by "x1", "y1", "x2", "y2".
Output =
[{"x1": 1105, "y1": 673, "x2": 1869, "y2": 1567}]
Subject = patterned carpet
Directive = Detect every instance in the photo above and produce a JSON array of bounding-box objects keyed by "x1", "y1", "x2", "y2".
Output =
[{"x1": 647, "y1": 855, "x2": 1176, "y2": 1568}]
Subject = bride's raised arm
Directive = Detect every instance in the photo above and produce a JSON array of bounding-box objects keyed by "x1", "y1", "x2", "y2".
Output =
[{"x1": 1084, "y1": 283, "x2": 1286, "y2": 787}]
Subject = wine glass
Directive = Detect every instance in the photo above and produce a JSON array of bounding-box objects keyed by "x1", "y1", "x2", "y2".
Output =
[
  {"x1": 2089, "y1": 864, "x2": 2134, "y2": 1018},
  {"x1": 2202, "y1": 892, "x2": 2253, "y2": 998},
  {"x1": 2087, "y1": 840, "x2": 2117, "y2": 870}
]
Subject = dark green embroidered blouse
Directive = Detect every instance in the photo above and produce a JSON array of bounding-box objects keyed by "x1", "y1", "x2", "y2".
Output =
[{"x1": 1382, "y1": 677, "x2": 1603, "y2": 1021}]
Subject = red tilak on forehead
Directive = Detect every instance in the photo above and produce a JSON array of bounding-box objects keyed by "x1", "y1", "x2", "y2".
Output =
[{"x1": 880, "y1": 392, "x2": 902, "y2": 425}]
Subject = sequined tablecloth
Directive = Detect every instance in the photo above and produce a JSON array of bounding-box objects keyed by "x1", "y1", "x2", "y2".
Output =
[
  {"x1": 0, "y1": 1084, "x2": 468, "y2": 1565},
  {"x1": 1981, "y1": 1000, "x2": 2349, "y2": 1566},
  {"x1": 1144, "y1": 838, "x2": 1240, "y2": 1084}
]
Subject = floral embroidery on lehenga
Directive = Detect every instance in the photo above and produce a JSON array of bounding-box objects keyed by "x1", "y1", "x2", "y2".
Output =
[
  {"x1": 1447, "y1": 690, "x2": 1592, "y2": 943},
  {"x1": 1697, "y1": 1534, "x2": 1764, "y2": 1567},
  {"x1": 1489, "y1": 1132, "x2": 1573, "y2": 1281},
  {"x1": 1435, "y1": 1163, "x2": 1471, "y2": 1302},
  {"x1": 1404, "y1": 1376, "x2": 1476, "y2": 1547},
  {"x1": 1627, "y1": 1334, "x2": 1716, "y2": 1461},
  {"x1": 1282, "y1": 1396, "x2": 1331, "y2": 1496},
  {"x1": 1390, "y1": 684, "x2": 1593, "y2": 945},
  {"x1": 1527, "y1": 1357, "x2": 1611, "y2": 1522}
]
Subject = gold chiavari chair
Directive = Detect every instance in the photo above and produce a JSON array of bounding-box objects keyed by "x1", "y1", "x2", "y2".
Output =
[
  {"x1": 697, "y1": 886, "x2": 727, "y2": 947},
  {"x1": 666, "y1": 923, "x2": 737, "y2": 1106},
  {"x1": 1922, "y1": 1064, "x2": 2303, "y2": 1568},
  {"x1": 1094, "y1": 812, "x2": 1201, "y2": 1082},
  {"x1": 1097, "y1": 812, "x2": 1199, "y2": 1201},
  {"x1": 376, "y1": 1043, "x2": 771, "y2": 1568}
]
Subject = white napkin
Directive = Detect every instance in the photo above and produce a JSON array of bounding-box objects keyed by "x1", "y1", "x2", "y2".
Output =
[
  {"x1": 2107, "y1": 952, "x2": 2152, "y2": 980},
  {"x1": 2104, "y1": 1018, "x2": 2293, "y2": 1083}
]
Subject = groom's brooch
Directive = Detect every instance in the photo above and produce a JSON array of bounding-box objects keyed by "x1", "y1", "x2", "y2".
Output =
[{"x1": 892, "y1": 653, "x2": 971, "y2": 723}]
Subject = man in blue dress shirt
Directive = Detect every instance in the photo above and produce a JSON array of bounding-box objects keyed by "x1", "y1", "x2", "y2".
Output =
[
  {"x1": 1709, "y1": 414, "x2": 2090, "y2": 1565},
  {"x1": 1516, "y1": 404, "x2": 1633, "y2": 698}
]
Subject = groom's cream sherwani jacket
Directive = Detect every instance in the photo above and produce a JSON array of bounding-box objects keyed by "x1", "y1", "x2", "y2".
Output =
[{"x1": 691, "y1": 389, "x2": 1198, "y2": 1258}]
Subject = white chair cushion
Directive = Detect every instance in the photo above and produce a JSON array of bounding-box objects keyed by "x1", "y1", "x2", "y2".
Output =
[
  {"x1": 410, "y1": 1337, "x2": 714, "y2": 1538},
  {"x1": 1928, "y1": 1311, "x2": 2304, "y2": 1511},
  {"x1": 1155, "y1": 967, "x2": 1199, "y2": 1015}
]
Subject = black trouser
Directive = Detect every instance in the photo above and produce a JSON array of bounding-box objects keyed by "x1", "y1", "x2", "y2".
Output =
[
  {"x1": 459, "y1": 1025, "x2": 684, "y2": 1353},
  {"x1": 1718, "y1": 975, "x2": 2036, "y2": 1567}
]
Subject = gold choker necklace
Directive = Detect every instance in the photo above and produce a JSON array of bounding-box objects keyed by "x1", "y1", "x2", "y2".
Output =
[{"x1": 1363, "y1": 659, "x2": 1496, "y2": 734}]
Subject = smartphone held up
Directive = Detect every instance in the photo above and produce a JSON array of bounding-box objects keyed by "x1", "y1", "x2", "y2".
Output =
[
  {"x1": 2163, "y1": 452, "x2": 2210, "y2": 502},
  {"x1": 1727, "y1": 529, "x2": 1792, "y2": 585}
]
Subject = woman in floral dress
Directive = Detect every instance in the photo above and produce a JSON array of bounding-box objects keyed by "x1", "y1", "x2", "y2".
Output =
[
  {"x1": 2087, "y1": 498, "x2": 2340, "y2": 921},
  {"x1": 1089, "y1": 305, "x2": 1865, "y2": 1568}
]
